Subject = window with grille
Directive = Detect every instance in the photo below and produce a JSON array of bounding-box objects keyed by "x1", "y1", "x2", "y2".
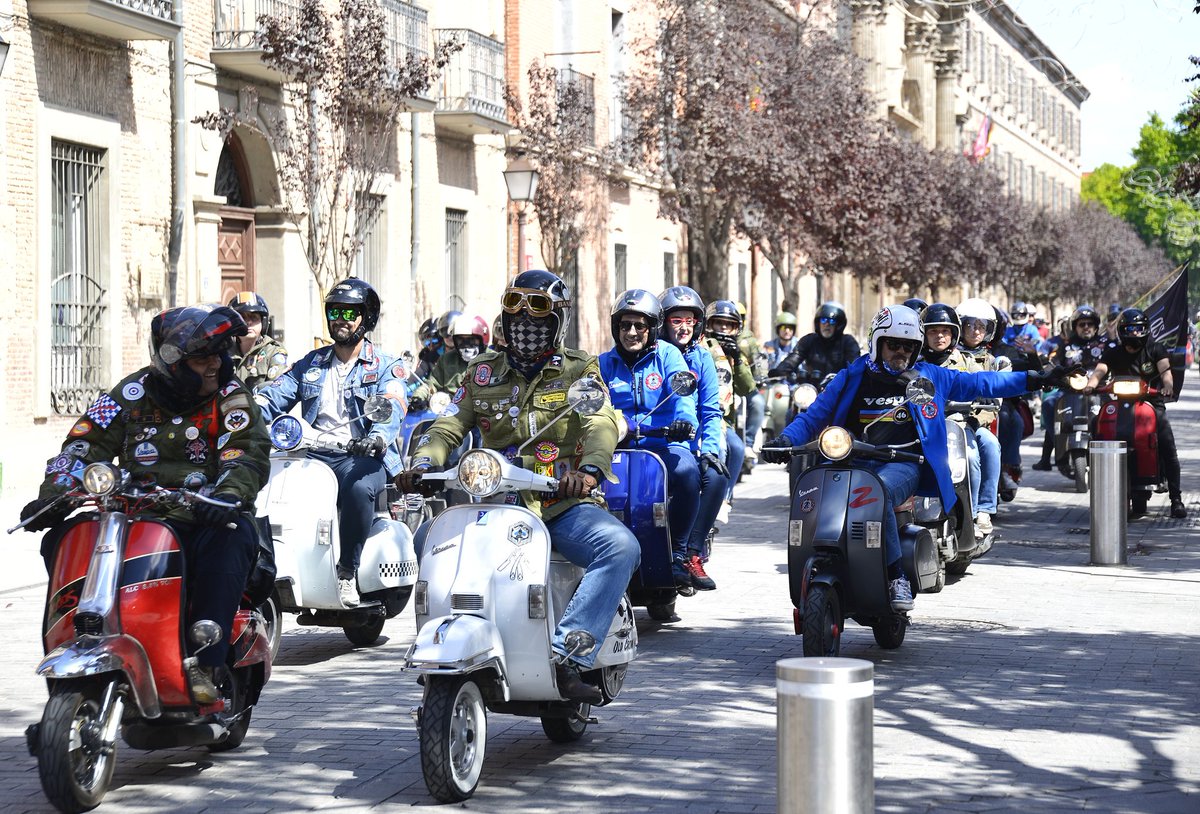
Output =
[
  {"x1": 663, "y1": 251, "x2": 676, "y2": 290},
  {"x1": 354, "y1": 194, "x2": 386, "y2": 292},
  {"x1": 613, "y1": 243, "x2": 627, "y2": 296},
  {"x1": 444, "y1": 209, "x2": 468, "y2": 308},
  {"x1": 50, "y1": 140, "x2": 108, "y2": 416}
]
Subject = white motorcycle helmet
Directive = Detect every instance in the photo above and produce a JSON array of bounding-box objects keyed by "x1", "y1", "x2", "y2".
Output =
[
  {"x1": 956, "y1": 298, "x2": 998, "y2": 342},
  {"x1": 867, "y1": 305, "x2": 924, "y2": 371}
]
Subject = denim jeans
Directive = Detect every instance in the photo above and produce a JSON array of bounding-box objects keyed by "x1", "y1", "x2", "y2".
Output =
[
  {"x1": 547, "y1": 504, "x2": 641, "y2": 668},
  {"x1": 970, "y1": 426, "x2": 1000, "y2": 515},
  {"x1": 745, "y1": 391, "x2": 766, "y2": 452},
  {"x1": 690, "y1": 458, "x2": 729, "y2": 553},
  {"x1": 1040, "y1": 389, "x2": 1061, "y2": 435},
  {"x1": 860, "y1": 460, "x2": 921, "y2": 567},
  {"x1": 724, "y1": 425, "x2": 745, "y2": 502},
  {"x1": 309, "y1": 449, "x2": 387, "y2": 580},
  {"x1": 649, "y1": 441, "x2": 700, "y2": 558},
  {"x1": 998, "y1": 401, "x2": 1024, "y2": 468},
  {"x1": 175, "y1": 516, "x2": 257, "y2": 668}
]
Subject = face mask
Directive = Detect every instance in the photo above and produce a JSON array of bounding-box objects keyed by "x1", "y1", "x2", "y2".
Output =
[
  {"x1": 459, "y1": 345, "x2": 481, "y2": 362},
  {"x1": 505, "y1": 312, "x2": 556, "y2": 362}
]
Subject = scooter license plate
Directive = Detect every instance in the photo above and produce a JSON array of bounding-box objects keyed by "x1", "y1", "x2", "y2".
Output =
[{"x1": 865, "y1": 521, "x2": 881, "y2": 549}]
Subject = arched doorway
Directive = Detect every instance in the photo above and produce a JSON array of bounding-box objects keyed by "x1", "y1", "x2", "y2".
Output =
[{"x1": 215, "y1": 135, "x2": 256, "y2": 305}]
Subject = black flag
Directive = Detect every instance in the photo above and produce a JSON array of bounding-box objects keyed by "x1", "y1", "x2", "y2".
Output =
[{"x1": 1138, "y1": 266, "x2": 1190, "y2": 399}]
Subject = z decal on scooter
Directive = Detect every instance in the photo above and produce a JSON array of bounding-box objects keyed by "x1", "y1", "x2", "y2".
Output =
[{"x1": 848, "y1": 486, "x2": 878, "y2": 508}]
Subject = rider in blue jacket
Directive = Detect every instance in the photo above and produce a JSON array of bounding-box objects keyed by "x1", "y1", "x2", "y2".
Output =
[
  {"x1": 762, "y1": 305, "x2": 1061, "y2": 612},
  {"x1": 599, "y1": 289, "x2": 701, "y2": 594},
  {"x1": 256, "y1": 279, "x2": 408, "y2": 608},
  {"x1": 659, "y1": 286, "x2": 728, "y2": 592}
]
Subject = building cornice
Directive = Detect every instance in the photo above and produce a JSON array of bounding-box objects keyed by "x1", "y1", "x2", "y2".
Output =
[{"x1": 976, "y1": 1, "x2": 1090, "y2": 105}]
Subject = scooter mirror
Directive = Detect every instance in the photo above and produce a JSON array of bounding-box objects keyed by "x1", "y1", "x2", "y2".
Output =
[
  {"x1": 568, "y1": 379, "x2": 608, "y2": 415},
  {"x1": 429, "y1": 391, "x2": 452, "y2": 415},
  {"x1": 668, "y1": 370, "x2": 698, "y2": 397},
  {"x1": 563, "y1": 629, "x2": 597, "y2": 658},
  {"x1": 904, "y1": 376, "x2": 936, "y2": 406},
  {"x1": 189, "y1": 619, "x2": 223, "y2": 648},
  {"x1": 363, "y1": 395, "x2": 394, "y2": 423}
]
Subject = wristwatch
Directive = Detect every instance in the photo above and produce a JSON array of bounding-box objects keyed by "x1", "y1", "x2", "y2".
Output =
[{"x1": 578, "y1": 464, "x2": 603, "y2": 483}]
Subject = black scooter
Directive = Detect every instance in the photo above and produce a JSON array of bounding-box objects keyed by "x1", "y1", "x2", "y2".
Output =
[{"x1": 777, "y1": 375, "x2": 941, "y2": 657}]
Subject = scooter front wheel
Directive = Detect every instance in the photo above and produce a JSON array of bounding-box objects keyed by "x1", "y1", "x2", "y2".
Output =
[
  {"x1": 801, "y1": 584, "x2": 842, "y2": 657},
  {"x1": 420, "y1": 676, "x2": 487, "y2": 803},
  {"x1": 872, "y1": 614, "x2": 908, "y2": 649},
  {"x1": 343, "y1": 613, "x2": 386, "y2": 647},
  {"x1": 1073, "y1": 455, "x2": 1088, "y2": 493},
  {"x1": 37, "y1": 685, "x2": 116, "y2": 813}
]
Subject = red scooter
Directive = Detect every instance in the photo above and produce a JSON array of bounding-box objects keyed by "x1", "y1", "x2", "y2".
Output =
[
  {"x1": 1093, "y1": 377, "x2": 1161, "y2": 517},
  {"x1": 12, "y1": 463, "x2": 271, "y2": 813}
]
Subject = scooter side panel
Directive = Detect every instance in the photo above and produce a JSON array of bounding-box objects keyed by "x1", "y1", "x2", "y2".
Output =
[
  {"x1": 604, "y1": 450, "x2": 672, "y2": 591},
  {"x1": 788, "y1": 467, "x2": 851, "y2": 611},
  {"x1": 1130, "y1": 401, "x2": 1159, "y2": 485},
  {"x1": 358, "y1": 517, "x2": 418, "y2": 593},
  {"x1": 842, "y1": 470, "x2": 892, "y2": 616},
  {"x1": 259, "y1": 457, "x2": 342, "y2": 608},
  {"x1": 419, "y1": 505, "x2": 556, "y2": 701},
  {"x1": 45, "y1": 518, "x2": 100, "y2": 653},
  {"x1": 120, "y1": 521, "x2": 190, "y2": 707}
]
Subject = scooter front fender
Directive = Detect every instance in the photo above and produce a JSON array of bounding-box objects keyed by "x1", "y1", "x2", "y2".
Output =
[
  {"x1": 405, "y1": 614, "x2": 507, "y2": 683},
  {"x1": 37, "y1": 634, "x2": 160, "y2": 719}
]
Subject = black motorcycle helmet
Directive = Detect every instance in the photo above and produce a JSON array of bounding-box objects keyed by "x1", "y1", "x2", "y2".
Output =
[
  {"x1": 325, "y1": 278, "x2": 380, "y2": 341},
  {"x1": 436, "y1": 310, "x2": 463, "y2": 343},
  {"x1": 149, "y1": 304, "x2": 246, "y2": 409},
  {"x1": 228, "y1": 290, "x2": 272, "y2": 337},
  {"x1": 705, "y1": 300, "x2": 743, "y2": 338},
  {"x1": 418, "y1": 317, "x2": 439, "y2": 345},
  {"x1": 1069, "y1": 305, "x2": 1101, "y2": 338},
  {"x1": 902, "y1": 297, "x2": 928, "y2": 315},
  {"x1": 1117, "y1": 307, "x2": 1150, "y2": 349},
  {"x1": 920, "y1": 303, "x2": 962, "y2": 349},
  {"x1": 659, "y1": 286, "x2": 706, "y2": 339},
  {"x1": 813, "y1": 301, "x2": 848, "y2": 336},
  {"x1": 991, "y1": 304, "x2": 1010, "y2": 349},
  {"x1": 501, "y1": 269, "x2": 572, "y2": 363},
  {"x1": 611, "y1": 289, "x2": 664, "y2": 350}
]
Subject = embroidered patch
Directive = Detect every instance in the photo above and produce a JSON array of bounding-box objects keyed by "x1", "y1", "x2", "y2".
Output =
[
  {"x1": 534, "y1": 441, "x2": 559, "y2": 463},
  {"x1": 185, "y1": 427, "x2": 200, "y2": 441},
  {"x1": 86, "y1": 394, "x2": 122, "y2": 429},
  {"x1": 442, "y1": 404, "x2": 460, "y2": 417},
  {"x1": 219, "y1": 382, "x2": 240, "y2": 397},
  {"x1": 122, "y1": 381, "x2": 145, "y2": 401},
  {"x1": 391, "y1": 361, "x2": 407, "y2": 379},
  {"x1": 474, "y1": 364, "x2": 493, "y2": 386},
  {"x1": 65, "y1": 441, "x2": 90, "y2": 457},
  {"x1": 304, "y1": 367, "x2": 321, "y2": 382},
  {"x1": 224, "y1": 409, "x2": 250, "y2": 432},
  {"x1": 479, "y1": 418, "x2": 492, "y2": 432},
  {"x1": 220, "y1": 448, "x2": 245, "y2": 461},
  {"x1": 272, "y1": 353, "x2": 288, "y2": 366},
  {"x1": 1105, "y1": 404, "x2": 1116, "y2": 415},
  {"x1": 644, "y1": 372, "x2": 663, "y2": 391},
  {"x1": 134, "y1": 442, "x2": 159, "y2": 466},
  {"x1": 46, "y1": 454, "x2": 74, "y2": 475},
  {"x1": 69, "y1": 419, "x2": 93, "y2": 437},
  {"x1": 452, "y1": 387, "x2": 466, "y2": 404},
  {"x1": 217, "y1": 431, "x2": 232, "y2": 450},
  {"x1": 185, "y1": 439, "x2": 209, "y2": 464},
  {"x1": 362, "y1": 373, "x2": 379, "y2": 384},
  {"x1": 221, "y1": 394, "x2": 251, "y2": 414},
  {"x1": 920, "y1": 402, "x2": 938, "y2": 419},
  {"x1": 416, "y1": 433, "x2": 431, "y2": 448}
]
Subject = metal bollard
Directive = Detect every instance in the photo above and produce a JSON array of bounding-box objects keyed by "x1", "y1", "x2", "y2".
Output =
[
  {"x1": 1089, "y1": 440, "x2": 1128, "y2": 565},
  {"x1": 777, "y1": 657, "x2": 874, "y2": 814}
]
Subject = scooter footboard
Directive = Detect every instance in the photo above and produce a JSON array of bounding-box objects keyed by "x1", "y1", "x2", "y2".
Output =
[{"x1": 37, "y1": 634, "x2": 161, "y2": 719}]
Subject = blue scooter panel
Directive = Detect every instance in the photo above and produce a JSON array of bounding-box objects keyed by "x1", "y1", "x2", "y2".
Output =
[{"x1": 603, "y1": 450, "x2": 673, "y2": 593}]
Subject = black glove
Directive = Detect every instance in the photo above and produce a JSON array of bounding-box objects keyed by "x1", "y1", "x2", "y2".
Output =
[
  {"x1": 395, "y1": 465, "x2": 443, "y2": 496},
  {"x1": 192, "y1": 493, "x2": 241, "y2": 527},
  {"x1": 408, "y1": 396, "x2": 428, "y2": 413},
  {"x1": 20, "y1": 497, "x2": 71, "y2": 532},
  {"x1": 1025, "y1": 366, "x2": 1067, "y2": 392},
  {"x1": 346, "y1": 435, "x2": 387, "y2": 459},
  {"x1": 698, "y1": 452, "x2": 729, "y2": 478},
  {"x1": 718, "y1": 339, "x2": 742, "y2": 365},
  {"x1": 666, "y1": 420, "x2": 696, "y2": 442},
  {"x1": 760, "y1": 439, "x2": 792, "y2": 465}
]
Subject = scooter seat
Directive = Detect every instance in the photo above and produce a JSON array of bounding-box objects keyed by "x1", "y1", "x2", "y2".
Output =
[
  {"x1": 893, "y1": 495, "x2": 916, "y2": 513},
  {"x1": 549, "y1": 549, "x2": 571, "y2": 563}
]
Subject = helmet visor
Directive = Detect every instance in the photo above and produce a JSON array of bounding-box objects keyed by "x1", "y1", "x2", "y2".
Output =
[{"x1": 502, "y1": 289, "x2": 556, "y2": 317}]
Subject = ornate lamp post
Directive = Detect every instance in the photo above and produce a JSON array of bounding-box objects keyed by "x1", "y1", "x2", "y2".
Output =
[{"x1": 503, "y1": 155, "x2": 540, "y2": 274}]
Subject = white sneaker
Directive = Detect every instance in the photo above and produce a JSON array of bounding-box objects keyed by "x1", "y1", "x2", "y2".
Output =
[
  {"x1": 338, "y1": 578, "x2": 360, "y2": 608},
  {"x1": 975, "y1": 513, "x2": 993, "y2": 538},
  {"x1": 716, "y1": 501, "x2": 731, "y2": 525}
]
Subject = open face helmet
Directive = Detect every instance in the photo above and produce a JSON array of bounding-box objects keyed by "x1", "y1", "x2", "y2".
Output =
[
  {"x1": 1010, "y1": 301, "x2": 1030, "y2": 325},
  {"x1": 611, "y1": 289, "x2": 663, "y2": 352},
  {"x1": 956, "y1": 298, "x2": 997, "y2": 344},
  {"x1": 1069, "y1": 305, "x2": 1101, "y2": 338},
  {"x1": 325, "y1": 278, "x2": 380, "y2": 341},
  {"x1": 450, "y1": 314, "x2": 491, "y2": 362},
  {"x1": 867, "y1": 305, "x2": 923, "y2": 373},
  {"x1": 659, "y1": 286, "x2": 706, "y2": 339},
  {"x1": 705, "y1": 300, "x2": 743, "y2": 339}
]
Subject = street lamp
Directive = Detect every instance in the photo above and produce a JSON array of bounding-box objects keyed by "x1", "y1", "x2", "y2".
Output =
[{"x1": 503, "y1": 155, "x2": 540, "y2": 274}]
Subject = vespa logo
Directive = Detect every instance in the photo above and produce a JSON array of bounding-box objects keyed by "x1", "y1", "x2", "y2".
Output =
[
  {"x1": 431, "y1": 542, "x2": 457, "y2": 556},
  {"x1": 498, "y1": 522, "x2": 534, "y2": 581},
  {"x1": 796, "y1": 486, "x2": 818, "y2": 498}
]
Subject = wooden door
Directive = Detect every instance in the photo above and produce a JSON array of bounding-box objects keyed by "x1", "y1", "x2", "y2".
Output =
[{"x1": 217, "y1": 207, "x2": 256, "y2": 305}]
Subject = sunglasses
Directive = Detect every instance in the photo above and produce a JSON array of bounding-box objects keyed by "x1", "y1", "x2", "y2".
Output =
[
  {"x1": 501, "y1": 289, "x2": 558, "y2": 317},
  {"x1": 882, "y1": 338, "x2": 919, "y2": 353},
  {"x1": 818, "y1": 317, "x2": 839, "y2": 325},
  {"x1": 666, "y1": 316, "x2": 696, "y2": 327},
  {"x1": 326, "y1": 307, "x2": 361, "y2": 322},
  {"x1": 619, "y1": 320, "x2": 650, "y2": 334}
]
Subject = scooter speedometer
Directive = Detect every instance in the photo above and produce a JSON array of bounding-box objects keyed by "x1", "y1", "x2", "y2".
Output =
[{"x1": 269, "y1": 415, "x2": 305, "y2": 451}]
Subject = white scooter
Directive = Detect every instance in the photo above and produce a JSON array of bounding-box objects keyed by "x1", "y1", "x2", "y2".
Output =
[
  {"x1": 402, "y1": 380, "x2": 637, "y2": 803},
  {"x1": 257, "y1": 396, "x2": 418, "y2": 658}
]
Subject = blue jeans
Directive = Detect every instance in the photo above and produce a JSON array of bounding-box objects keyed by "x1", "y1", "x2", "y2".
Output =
[
  {"x1": 547, "y1": 504, "x2": 641, "y2": 668},
  {"x1": 309, "y1": 449, "x2": 387, "y2": 580},
  {"x1": 860, "y1": 460, "x2": 921, "y2": 567},
  {"x1": 1040, "y1": 389, "x2": 1061, "y2": 435},
  {"x1": 650, "y1": 441, "x2": 700, "y2": 559},
  {"x1": 724, "y1": 425, "x2": 745, "y2": 501},
  {"x1": 998, "y1": 401, "x2": 1024, "y2": 467},
  {"x1": 969, "y1": 426, "x2": 1000, "y2": 515},
  {"x1": 745, "y1": 391, "x2": 766, "y2": 452},
  {"x1": 691, "y1": 458, "x2": 729, "y2": 553}
]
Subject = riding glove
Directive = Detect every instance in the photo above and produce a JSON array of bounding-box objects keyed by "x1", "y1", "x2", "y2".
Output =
[
  {"x1": 346, "y1": 435, "x2": 387, "y2": 459},
  {"x1": 698, "y1": 452, "x2": 729, "y2": 479},
  {"x1": 666, "y1": 420, "x2": 696, "y2": 442},
  {"x1": 396, "y1": 465, "x2": 443, "y2": 496},
  {"x1": 407, "y1": 396, "x2": 428, "y2": 413},
  {"x1": 760, "y1": 439, "x2": 792, "y2": 465},
  {"x1": 192, "y1": 493, "x2": 242, "y2": 527},
  {"x1": 20, "y1": 497, "x2": 71, "y2": 532},
  {"x1": 1025, "y1": 366, "x2": 1068, "y2": 392}
]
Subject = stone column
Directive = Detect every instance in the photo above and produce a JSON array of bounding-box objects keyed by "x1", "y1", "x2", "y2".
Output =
[
  {"x1": 934, "y1": 48, "x2": 961, "y2": 151},
  {"x1": 904, "y1": 20, "x2": 939, "y2": 146},
  {"x1": 850, "y1": 0, "x2": 890, "y2": 118}
]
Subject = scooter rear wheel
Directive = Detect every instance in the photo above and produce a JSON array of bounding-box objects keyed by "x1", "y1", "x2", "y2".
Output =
[
  {"x1": 343, "y1": 614, "x2": 386, "y2": 647},
  {"x1": 801, "y1": 584, "x2": 842, "y2": 657},
  {"x1": 420, "y1": 676, "x2": 487, "y2": 803},
  {"x1": 872, "y1": 614, "x2": 907, "y2": 649},
  {"x1": 541, "y1": 703, "x2": 590, "y2": 742},
  {"x1": 37, "y1": 684, "x2": 115, "y2": 813}
]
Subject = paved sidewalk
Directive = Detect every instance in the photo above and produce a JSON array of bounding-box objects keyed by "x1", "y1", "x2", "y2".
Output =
[{"x1": 0, "y1": 380, "x2": 1197, "y2": 812}]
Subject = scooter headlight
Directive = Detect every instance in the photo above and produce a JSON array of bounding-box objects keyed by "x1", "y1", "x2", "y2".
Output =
[
  {"x1": 269, "y1": 415, "x2": 304, "y2": 451},
  {"x1": 1066, "y1": 373, "x2": 1088, "y2": 391},
  {"x1": 81, "y1": 463, "x2": 119, "y2": 497},
  {"x1": 429, "y1": 391, "x2": 452, "y2": 415},
  {"x1": 457, "y1": 449, "x2": 504, "y2": 497},
  {"x1": 817, "y1": 427, "x2": 853, "y2": 461},
  {"x1": 792, "y1": 384, "x2": 818, "y2": 410},
  {"x1": 1112, "y1": 379, "x2": 1141, "y2": 397}
]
